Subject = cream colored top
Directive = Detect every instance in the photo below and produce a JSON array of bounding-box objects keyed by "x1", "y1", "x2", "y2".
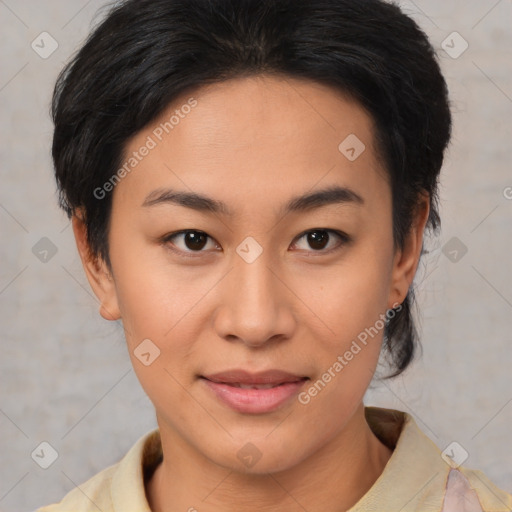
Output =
[{"x1": 36, "y1": 407, "x2": 512, "y2": 512}]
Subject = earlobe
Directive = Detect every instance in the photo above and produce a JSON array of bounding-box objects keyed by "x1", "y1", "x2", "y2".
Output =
[
  {"x1": 388, "y1": 196, "x2": 430, "y2": 308},
  {"x1": 71, "y1": 213, "x2": 121, "y2": 321}
]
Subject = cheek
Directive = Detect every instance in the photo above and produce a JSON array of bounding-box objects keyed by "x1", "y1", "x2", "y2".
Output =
[
  {"x1": 295, "y1": 240, "x2": 394, "y2": 341},
  {"x1": 295, "y1": 261, "x2": 391, "y2": 423},
  {"x1": 110, "y1": 240, "x2": 213, "y2": 341},
  {"x1": 290, "y1": 241, "x2": 395, "y2": 412}
]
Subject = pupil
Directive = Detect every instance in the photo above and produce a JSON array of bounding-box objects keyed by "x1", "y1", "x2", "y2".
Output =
[
  {"x1": 308, "y1": 231, "x2": 328, "y2": 250},
  {"x1": 185, "y1": 232, "x2": 207, "y2": 250}
]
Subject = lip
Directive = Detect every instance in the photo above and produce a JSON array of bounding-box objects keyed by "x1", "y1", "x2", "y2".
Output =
[
  {"x1": 203, "y1": 369, "x2": 307, "y2": 385},
  {"x1": 201, "y1": 369, "x2": 309, "y2": 414}
]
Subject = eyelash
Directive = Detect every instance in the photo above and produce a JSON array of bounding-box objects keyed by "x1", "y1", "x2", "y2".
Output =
[{"x1": 161, "y1": 229, "x2": 351, "y2": 259}]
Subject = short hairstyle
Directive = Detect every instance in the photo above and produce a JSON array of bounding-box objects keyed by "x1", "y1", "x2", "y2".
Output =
[{"x1": 51, "y1": 0, "x2": 452, "y2": 378}]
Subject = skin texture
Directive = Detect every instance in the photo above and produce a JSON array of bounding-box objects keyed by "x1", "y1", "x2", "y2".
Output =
[{"x1": 73, "y1": 74, "x2": 429, "y2": 512}]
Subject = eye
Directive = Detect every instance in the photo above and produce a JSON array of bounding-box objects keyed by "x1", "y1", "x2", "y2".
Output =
[
  {"x1": 291, "y1": 229, "x2": 350, "y2": 253},
  {"x1": 162, "y1": 230, "x2": 220, "y2": 256},
  {"x1": 161, "y1": 228, "x2": 350, "y2": 258}
]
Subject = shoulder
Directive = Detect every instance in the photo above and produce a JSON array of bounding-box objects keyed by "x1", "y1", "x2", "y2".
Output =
[
  {"x1": 360, "y1": 407, "x2": 512, "y2": 512},
  {"x1": 35, "y1": 428, "x2": 161, "y2": 512},
  {"x1": 35, "y1": 463, "x2": 117, "y2": 512},
  {"x1": 442, "y1": 466, "x2": 512, "y2": 512}
]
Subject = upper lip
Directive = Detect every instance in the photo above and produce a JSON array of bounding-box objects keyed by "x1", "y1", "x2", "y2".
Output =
[{"x1": 202, "y1": 369, "x2": 308, "y2": 385}]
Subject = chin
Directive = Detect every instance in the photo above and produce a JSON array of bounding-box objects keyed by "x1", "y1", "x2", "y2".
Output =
[{"x1": 208, "y1": 436, "x2": 308, "y2": 476}]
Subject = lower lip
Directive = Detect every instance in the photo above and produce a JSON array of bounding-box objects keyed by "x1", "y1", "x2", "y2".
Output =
[{"x1": 201, "y1": 378, "x2": 308, "y2": 414}]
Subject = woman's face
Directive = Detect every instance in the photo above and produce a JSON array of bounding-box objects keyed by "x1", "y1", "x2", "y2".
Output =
[{"x1": 80, "y1": 74, "x2": 424, "y2": 473}]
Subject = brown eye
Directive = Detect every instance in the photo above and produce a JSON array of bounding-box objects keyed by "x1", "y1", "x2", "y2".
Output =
[
  {"x1": 306, "y1": 230, "x2": 330, "y2": 250},
  {"x1": 292, "y1": 229, "x2": 350, "y2": 253},
  {"x1": 163, "y1": 230, "x2": 219, "y2": 255},
  {"x1": 183, "y1": 231, "x2": 208, "y2": 250}
]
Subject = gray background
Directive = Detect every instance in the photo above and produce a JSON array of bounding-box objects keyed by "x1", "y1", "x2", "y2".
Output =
[{"x1": 1, "y1": 1, "x2": 511, "y2": 510}]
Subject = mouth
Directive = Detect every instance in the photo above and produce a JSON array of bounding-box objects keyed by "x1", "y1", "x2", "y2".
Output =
[
  {"x1": 214, "y1": 382, "x2": 297, "y2": 389},
  {"x1": 200, "y1": 369, "x2": 309, "y2": 414}
]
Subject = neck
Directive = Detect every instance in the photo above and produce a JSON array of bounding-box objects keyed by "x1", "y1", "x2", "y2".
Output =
[{"x1": 147, "y1": 403, "x2": 392, "y2": 512}]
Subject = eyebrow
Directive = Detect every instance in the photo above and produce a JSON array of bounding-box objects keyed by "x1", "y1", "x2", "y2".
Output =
[{"x1": 141, "y1": 185, "x2": 364, "y2": 216}]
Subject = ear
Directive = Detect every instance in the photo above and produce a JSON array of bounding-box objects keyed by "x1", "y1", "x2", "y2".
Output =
[
  {"x1": 71, "y1": 213, "x2": 121, "y2": 321},
  {"x1": 388, "y1": 194, "x2": 430, "y2": 308}
]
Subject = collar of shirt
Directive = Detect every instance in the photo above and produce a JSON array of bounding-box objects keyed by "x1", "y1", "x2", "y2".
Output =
[{"x1": 103, "y1": 407, "x2": 512, "y2": 512}]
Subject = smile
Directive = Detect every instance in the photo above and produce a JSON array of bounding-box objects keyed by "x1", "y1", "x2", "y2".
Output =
[{"x1": 200, "y1": 369, "x2": 309, "y2": 414}]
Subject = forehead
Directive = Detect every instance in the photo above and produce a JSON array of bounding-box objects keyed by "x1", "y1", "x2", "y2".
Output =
[{"x1": 114, "y1": 74, "x2": 386, "y2": 214}]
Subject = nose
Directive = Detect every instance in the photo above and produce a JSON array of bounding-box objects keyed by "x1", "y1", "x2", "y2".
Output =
[{"x1": 212, "y1": 247, "x2": 296, "y2": 348}]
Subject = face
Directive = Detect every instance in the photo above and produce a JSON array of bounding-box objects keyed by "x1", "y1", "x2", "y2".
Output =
[{"x1": 76, "y1": 74, "x2": 426, "y2": 474}]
